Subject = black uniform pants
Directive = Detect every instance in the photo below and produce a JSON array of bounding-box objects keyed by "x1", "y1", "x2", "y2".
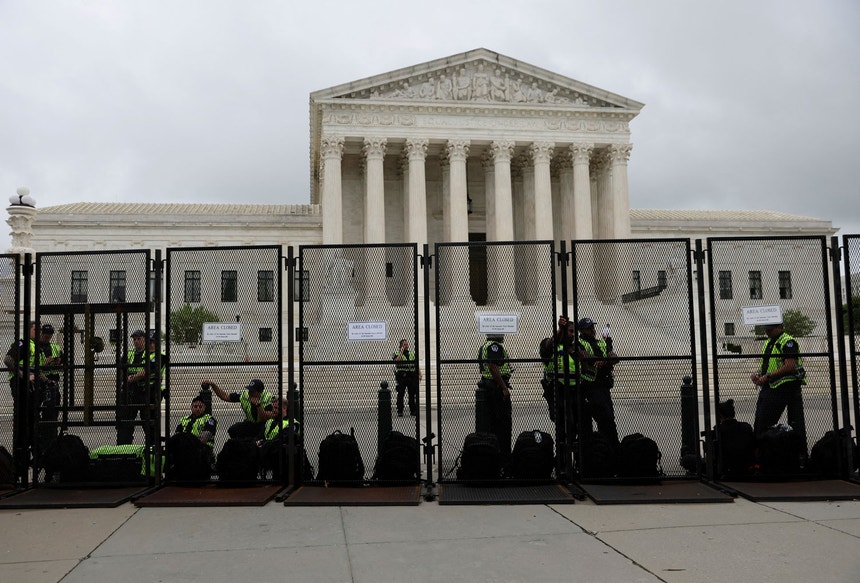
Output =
[
  {"x1": 486, "y1": 384, "x2": 512, "y2": 462},
  {"x1": 116, "y1": 385, "x2": 159, "y2": 445},
  {"x1": 582, "y1": 379, "x2": 618, "y2": 445},
  {"x1": 9, "y1": 378, "x2": 33, "y2": 469},
  {"x1": 395, "y1": 373, "x2": 419, "y2": 415},
  {"x1": 754, "y1": 381, "x2": 807, "y2": 455}
]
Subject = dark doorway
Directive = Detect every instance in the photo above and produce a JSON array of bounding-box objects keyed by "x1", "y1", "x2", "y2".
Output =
[{"x1": 469, "y1": 233, "x2": 487, "y2": 305}]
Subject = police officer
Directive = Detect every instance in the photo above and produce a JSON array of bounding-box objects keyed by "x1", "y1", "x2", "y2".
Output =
[
  {"x1": 751, "y1": 322, "x2": 808, "y2": 458},
  {"x1": 116, "y1": 329, "x2": 159, "y2": 445},
  {"x1": 4, "y1": 321, "x2": 37, "y2": 467},
  {"x1": 35, "y1": 323, "x2": 63, "y2": 452},
  {"x1": 206, "y1": 378, "x2": 275, "y2": 439},
  {"x1": 478, "y1": 333, "x2": 513, "y2": 461},
  {"x1": 257, "y1": 397, "x2": 303, "y2": 479},
  {"x1": 176, "y1": 396, "x2": 218, "y2": 449},
  {"x1": 550, "y1": 316, "x2": 579, "y2": 440},
  {"x1": 576, "y1": 317, "x2": 619, "y2": 445},
  {"x1": 393, "y1": 339, "x2": 420, "y2": 417},
  {"x1": 147, "y1": 331, "x2": 167, "y2": 400}
]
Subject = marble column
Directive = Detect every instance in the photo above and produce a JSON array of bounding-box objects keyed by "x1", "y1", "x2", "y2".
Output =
[
  {"x1": 531, "y1": 142, "x2": 555, "y2": 240},
  {"x1": 482, "y1": 150, "x2": 496, "y2": 242},
  {"x1": 446, "y1": 139, "x2": 470, "y2": 243},
  {"x1": 487, "y1": 140, "x2": 518, "y2": 306},
  {"x1": 530, "y1": 141, "x2": 554, "y2": 303},
  {"x1": 571, "y1": 142, "x2": 594, "y2": 240},
  {"x1": 362, "y1": 138, "x2": 388, "y2": 311},
  {"x1": 405, "y1": 138, "x2": 429, "y2": 247},
  {"x1": 443, "y1": 139, "x2": 473, "y2": 306},
  {"x1": 363, "y1": 138, "x2": 387, "y2": 244},
  {"x1": 609, "y1": 144, "x2": 633, "y2": 239},
  {"x1": 320, "y1": 136, "x2": 345, "y2": 245}
]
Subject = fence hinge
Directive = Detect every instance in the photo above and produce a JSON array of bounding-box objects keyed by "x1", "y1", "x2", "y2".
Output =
[
  {"x1": 420, "y1": 254, "x2": 433, "y2": 269},
  {"x1": 828, "y1": 244, "x2": 843, "y2": 262}
]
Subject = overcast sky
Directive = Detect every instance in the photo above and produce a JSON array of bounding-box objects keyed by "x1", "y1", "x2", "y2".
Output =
[{"x1": 2, "y1": 1, "x2": 859, "y2": 238}]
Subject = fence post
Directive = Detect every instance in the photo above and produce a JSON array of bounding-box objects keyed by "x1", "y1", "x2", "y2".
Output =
[
  {"x1": 680, "y1": 375, "x2": 698, "y2": 463},
  {"x1": 377, "y1": 380, "x2": 391, "y2": 455}
]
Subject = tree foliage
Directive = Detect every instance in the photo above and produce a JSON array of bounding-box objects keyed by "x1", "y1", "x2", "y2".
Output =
[
  {"x1": 169, "y1": 304, "x2": 219, "y2": 344},
  {"x1": 782, "y1": 309, "x2": 816, "y2": 338}
]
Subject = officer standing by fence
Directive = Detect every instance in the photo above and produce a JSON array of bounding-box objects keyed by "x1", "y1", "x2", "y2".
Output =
[
  {"x1": 35, "y1": 323, "x2": 63, "y2": 453},
  {"x1": 751, "y1": 321, "x2": 808, "y2": 461},
  {"x1": 393, "y1": 339, "x2": 421, "y2": 417},
  {"x1": 4, "y1": 322, "x2": 37, "y2": 467},
  {"x1": 576, "y1": 317, "x2": 619, "y2": 445},
  {"x1": 478, "y1": 333, "x2": 513, "y2": 463},
  {"x1": 116, "y1": 329, "x2": 158, "y2": 445}
]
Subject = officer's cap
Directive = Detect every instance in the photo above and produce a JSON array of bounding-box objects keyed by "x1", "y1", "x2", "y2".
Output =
[
  {"x1": 577, "y1": 317, "x2": 596, "y2": 330},
  {"x1": 147, "y1": 331, "x2": 157, "y2": 341},
  {"x1": 245, "y1": 379, "x2": 265, "y2": 393},
  {"x1": 131, "y1": 329, "x2": 146, "y2": 338},
  {"x1": 40, "y1": 323, "x2": 55, "y2": 334}
]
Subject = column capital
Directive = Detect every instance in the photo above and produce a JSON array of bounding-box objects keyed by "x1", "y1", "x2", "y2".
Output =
[
  {"x1": 570, "y1": 142, "x2": 594, "y2": 164},
  {"x1": 446, "y1": 139, "x2": 470, "y2": 162},
  {"x1": 490, "y1": 140, "x2": 515, "y2": 163},
  {"x1": 320, "y1": 135, "x2": 345, "y2": 159},
  {"x1": 482, "y1": 149, "x2": 495, "y2": 170},
  {"x1": 405, "y1": 138, "x2": 429, "y2": 161},
  {"x1": 529, "y1": 141, "x2": 555, "y2": 163},
  {"x1": 608, "y1": 143, "x2": 633, "y2": 165},
  {"x1": 362, "y1": 137, "x2": 387, "y2": 160}
]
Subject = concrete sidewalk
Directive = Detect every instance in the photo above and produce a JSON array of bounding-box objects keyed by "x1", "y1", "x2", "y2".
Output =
[{"x1": 2, "y1": 496, "x2": 860, "y2": 583}]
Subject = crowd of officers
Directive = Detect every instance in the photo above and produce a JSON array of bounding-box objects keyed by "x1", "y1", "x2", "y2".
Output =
[
  {"x1": 3, "y1": 313, "x2": 811, "y2": 482},
  {"x1": 478, "y1": 315, "x2": 620, "y2": 467}
]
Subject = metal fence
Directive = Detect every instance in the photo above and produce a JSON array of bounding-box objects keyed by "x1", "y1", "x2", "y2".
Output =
[
  {"x1": 1, "y1": 234, "x2": 859, "y2": 491},
  {"x1": 298, "y1": 243, "x2": 420, "y2": 485}
]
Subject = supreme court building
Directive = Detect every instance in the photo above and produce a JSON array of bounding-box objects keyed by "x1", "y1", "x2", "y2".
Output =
[{"x1": 5, "y1": 49, "x2": 837, "y2": 357}]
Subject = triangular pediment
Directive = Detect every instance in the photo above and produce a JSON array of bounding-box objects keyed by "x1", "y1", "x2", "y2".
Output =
[{"x1": 311, "y1": 48, "x2": 643, "y2": 110}]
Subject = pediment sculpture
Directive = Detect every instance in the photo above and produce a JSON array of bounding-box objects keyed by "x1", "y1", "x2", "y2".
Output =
[{"x1": 341, "y1": 61, "x2": 612, "y2": 107}]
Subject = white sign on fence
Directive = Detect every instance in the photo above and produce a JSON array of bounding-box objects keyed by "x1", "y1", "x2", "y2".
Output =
[
  {"x1": 476, "y1": 312, "x2": 520, "y2": 334},
  {"x1": 202, "y1": 322, "x2": 242, "y2": 342},
  {"x1": 347, "y1": 321, "x2": 388, "y2": 341},
  {"x1": 741, "y1": 305, "x2": 783, "y2": 326}
]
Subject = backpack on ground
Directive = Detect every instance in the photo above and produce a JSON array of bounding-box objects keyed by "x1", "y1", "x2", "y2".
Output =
[
  {"x1": 808, "y1": 428, "x2": 858, "y2": 478},
  {"x1": 757, "y1": 424, "x2": 803, "y2": 477},
  {"x1": 372, "y1": 431, "x2": 421, "y2": 482},
  {"x1": 618, "y1": 433, "x2": 663, "y2": 479},
  {"x1": 456, "y1": 432, "x2": 502, "y2": 481},
  {"x1": 716, "y1": 419, "x2": 756, "y2": 478},
  {"x1": 42, "y1": 433, "x2": 90, "y2": 482},
  {"x1": 260, "y1": 441, "x2": 314, "y2": 482},
  {"x1": 216, "y1": 438, "x2": 260, "y2": 482},
  {"x1": 316, "y1": 429, "x2": 365, "y2": 483},
  {"x1": 0, "y1": 446, "x2": 15, "y2": 487},
  {"x1": 508, "y1": 430, "x2": 555, "y2": 480},
  {"x1": 166, "y1": 432, "x2": 213, "y2": 482},
  {"x1": 578, "y1": 432, "x2": 618, "y2": 479},
  {"x1": 88, "y1": 445, "x2": 149, "y2": 483}
]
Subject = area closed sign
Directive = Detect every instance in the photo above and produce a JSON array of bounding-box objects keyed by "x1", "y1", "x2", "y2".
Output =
[{"x1": 202, "y1": 323, "x2": 242, "y2": 342}]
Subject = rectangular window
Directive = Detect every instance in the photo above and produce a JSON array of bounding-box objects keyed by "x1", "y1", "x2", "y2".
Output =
[
  {"x1": 293, "y1": 269, "x2": 309, "y2": 302},
  {"x1": 632, "y1": 270, "x2": 641, "y2": 292},
  {"x1": 109, "y1": 270, "x2": 126, "y2": 303},
  {"x1": 109, "y1": 328, "x2": 119, "y2": 344},
  {"x1": 259, "y1": 327, "x2": 273, "y2": 342},
  {"x1": 258, "y1": 270, "x2": 274, "y2": 302},
  {"x1": 71, "y1": 271, "x2": 88, "y2": 303},
  {"x1": 749, "y1": 271, "x2": 762, "y2": 300},
  {"x1": 779, "y1": 270, "x2": 793, "y2": 299},
  {"x1": 221, "y1": 270, "x2": 238, "y2": 302},
  {"x1": 719, "y1": 270, "x2": 733, "y2": 300},
  {"x1": 657, "y1": 270, "x2": 667, "y2": 289},
  {"x1": 184, "y1": 270, "x2": 201, "y2": 303},
  {"x1": 724, "y1": 322, "x2": 735, "y2": 336}
]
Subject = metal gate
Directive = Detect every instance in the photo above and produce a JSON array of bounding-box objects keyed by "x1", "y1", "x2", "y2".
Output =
[
  {"x1": 434, "y1": 241, "x2": 557, "y2": 485},
  {"x1": 706, "y1": 236, "x2": 839, "y2": 479},
  {"x1": 33, "y1": 249, "x2": 153, "y2": 485},
  {"x1": 841, "y1": 235, "x2": 860, "y2": 461},
  {"x1": 1, "y1": 253, "x2": 22, "y2": 484},
  {"x1": 298, "y1": 244, "x2": 420, "y2": 485},
  {"x1": 165, "y1": 245, "x2": 283, "y2": 485},
  {"x1": 570, "y1": 238, "x2": 698, "y2": 481}
]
